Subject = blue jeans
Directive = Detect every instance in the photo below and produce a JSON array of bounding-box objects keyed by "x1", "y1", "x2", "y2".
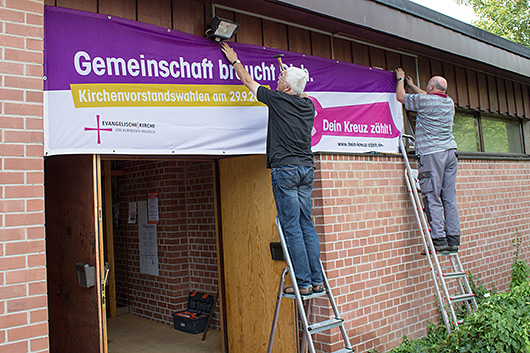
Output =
[{"x1": 271, "y1": 165, "x2": 322, "y2": 289}]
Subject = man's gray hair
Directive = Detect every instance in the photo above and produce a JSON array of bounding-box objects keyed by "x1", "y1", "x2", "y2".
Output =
[{"x1": 285, "y1": 66, "x2": 309, "y2": 95}]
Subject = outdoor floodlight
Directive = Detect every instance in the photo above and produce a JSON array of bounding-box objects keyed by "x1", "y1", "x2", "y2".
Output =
[{"x1": 207, "y1": 16, "x2": 239, "y2": 42}]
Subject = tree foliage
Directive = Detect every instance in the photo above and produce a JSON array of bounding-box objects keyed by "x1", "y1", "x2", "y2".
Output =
[{"x1": 456, "y1": 0, "x2": 530, "y2": 47}]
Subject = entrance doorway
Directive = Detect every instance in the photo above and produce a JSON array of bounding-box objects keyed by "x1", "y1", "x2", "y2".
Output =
[
  {"x1": 45, "y1": 156, "x2": 223, "y2": 353},
  {"x1": 45, "y1": 154, "x2": 295, "y2": 353},
  {"x1": 102, "y1": 158, "x2": 223, "y2": 352}
]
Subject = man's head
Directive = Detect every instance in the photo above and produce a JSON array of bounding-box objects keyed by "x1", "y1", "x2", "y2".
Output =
[
  {"x1": 278, "y1": 66, "x2": 309, "y2": 95},
  {"x1": 427, "y1": 76, "x2": 448, "y2": 94}
]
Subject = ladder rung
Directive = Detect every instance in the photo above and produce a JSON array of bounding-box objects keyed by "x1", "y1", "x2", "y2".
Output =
[
  {"x1": 308, "y1": 318, "x2": 344, "y2": 334},
  {"x1": 282, "y1": 291, "x2": 327, "y2": 300},
  {"x1": 450, "y1": 294, "x2": 475, "y2": 303},
  {"x1": 443, "y1": 272, "x2": 466, "y2": 279},
  {"x1": 332, "y1": 349, "x2": 355, "y2": 353},
  {"x1": 436, "y1": 250, "x2": 458, "y2": 256}
]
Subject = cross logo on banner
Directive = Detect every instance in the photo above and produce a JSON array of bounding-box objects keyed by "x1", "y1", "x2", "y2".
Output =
[{"x1": 84, "y1": 115, "x2": 112, "y2": 144}]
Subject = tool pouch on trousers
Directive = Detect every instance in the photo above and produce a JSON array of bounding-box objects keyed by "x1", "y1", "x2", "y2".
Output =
[{"x1": 418, "y1": 171, "x2": 433, "y2": 194}]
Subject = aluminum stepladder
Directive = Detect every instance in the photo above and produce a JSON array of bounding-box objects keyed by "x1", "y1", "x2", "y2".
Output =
[
  {"x1": 267, "y1": 217, "x2": 354, "y2": 353},
  {"x1": 399, "y1": 134, "x2": 477, "y2": 333}
]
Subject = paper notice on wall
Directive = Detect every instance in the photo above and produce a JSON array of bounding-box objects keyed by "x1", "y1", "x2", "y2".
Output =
[
  {"x1": 147, "y1": 192, "x2": 159, "y2": 224},
  {"x1": 138, "y1": 200, "x2": 159, "y2": 276},
  {"x1": 128, "y1": 201, "x2": 136, "y2": 224}
]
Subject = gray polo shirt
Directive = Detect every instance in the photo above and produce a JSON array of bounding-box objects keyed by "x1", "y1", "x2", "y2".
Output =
[{"x1": 404, "y1": 93, "x2": 457, "y2": 156}]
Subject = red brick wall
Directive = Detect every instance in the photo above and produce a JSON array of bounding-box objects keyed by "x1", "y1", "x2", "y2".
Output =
[
  {"x1": 185, "y1": 163, "x2": 219, "y2": 296},
  {"x1": 0, "y1": 0, "x2": 48, "y2": 352},
  {"x1": 312, "y1": 154, "x2": 530, "y2": 353},
  {"x1": 114, "y1": 160, "x2": 219, "y2": 328}
]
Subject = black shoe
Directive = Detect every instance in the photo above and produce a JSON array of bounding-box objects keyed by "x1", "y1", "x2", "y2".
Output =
[
  {"x1": 447, "y1": 235, "x2": 460, "y2": 252},
  {"x1": 432, "y1": 237, "x2": 451, "y2": 252}
]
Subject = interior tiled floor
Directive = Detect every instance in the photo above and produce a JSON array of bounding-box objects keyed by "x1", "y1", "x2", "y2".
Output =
[{"x1": 107, "y1": 314, "x2": 222, "y2": 353}]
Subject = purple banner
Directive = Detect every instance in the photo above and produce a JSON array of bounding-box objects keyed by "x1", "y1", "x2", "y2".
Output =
[
  {"x1": 43, "y1": 6, "x2": 403, "y2": 156},
  {"x1": 44, "y1": 6, "x2": 396, "y2": 93}
]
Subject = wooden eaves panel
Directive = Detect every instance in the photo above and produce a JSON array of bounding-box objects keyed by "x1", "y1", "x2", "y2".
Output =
[
  {"x1": 514, "y1": 82, "x2": 525, "y2": 118},
  {"x1": 497, "y1": 77, "x2": 508, "y2": 115},
  {"x1": 235, "y1": 12, "x2": 263, "y2": 46},
  {"x1": 263, "y1": 19, "x2": 288, "y2": 50},
  {"x1": 333, "y1": 37, "x2": 353, "y2": 63},
  {"x1": 288, "y1": 26, "x2": 312, "y2": 55},
  {"x1": 443, "y1": 62, "x2": 458, "y2": 106},
  {"x1": 522, "y1": 84, "x2": 530, "y2": 118},
  {"x1": 467, "y1": 70, "x2": 480, "y2": 111},
  {"x1": 477, "y1": 72, "x2": 490, "y2": 112},
  {"x1": 505, "y1": 80, "x2": 517, "y2": 116},
  {"x1": 455, "y1": 66, "x2": 469, "y2": 109},
  {"x1": 369, "y1": 46, "x2": 386, "y2": 70},
  {"x1": 100, "y1": 0, "x2": 136, "y2": 21},
  {"x1": 351, "y1": 42, "x2": 370, "y2": 67},
  {"x1": 487, "y1": 75, "x2": 499, "y2": 113},
  {"x1": 311, "y1": 32, "x2": 332, "y2": 59}
]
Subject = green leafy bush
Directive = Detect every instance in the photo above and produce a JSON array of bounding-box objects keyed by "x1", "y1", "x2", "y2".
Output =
[
  {"x1": 384, "y1": 324, "x2": 446, "y2": 353},
  {"x1": 389, "y1": 281, "x2": 530, "y2": 353},
  {"x1": 444, "y1": 281, "x2": 530, "y2": 353},
  {"x1": 468, "y1": 272, "x2": 495, "y2": 300},
  {"x1": 388, "y1": 232, "x2": 530, "y2": 353},
  {"x1": 511, "y1": 232, "x2": 530, "y2": 289}
]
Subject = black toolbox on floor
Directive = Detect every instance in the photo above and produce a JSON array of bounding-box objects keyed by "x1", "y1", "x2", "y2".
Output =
[{"x1": 172, "y1": 292, "x2": 214, "y2": 334}]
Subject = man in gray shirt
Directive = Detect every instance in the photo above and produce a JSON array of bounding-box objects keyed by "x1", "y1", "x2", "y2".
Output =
[{"x1": 395, "y1": 68, "x2": 460, "y2": 252}]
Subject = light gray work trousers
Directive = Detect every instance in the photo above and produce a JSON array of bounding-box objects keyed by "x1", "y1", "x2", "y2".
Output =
[{"x1": 418, "y1": 149, "x2": 461, "y2": 239}]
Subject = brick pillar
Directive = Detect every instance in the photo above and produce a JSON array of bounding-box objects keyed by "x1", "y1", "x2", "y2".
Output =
[{"x1": 0, "y1": 0, "x2": 48, "y2": 352}]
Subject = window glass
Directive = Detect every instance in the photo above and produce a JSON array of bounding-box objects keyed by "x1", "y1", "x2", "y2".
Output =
[
  {"x1": 403, "y1": 108, "x2": 524, "y2": 155},
  {"x1": 481, "y1": 115, "x2": 522, "y2": 153},
  {"x1": 453, "y1": 112, "x2": 479, "y2": 152}
]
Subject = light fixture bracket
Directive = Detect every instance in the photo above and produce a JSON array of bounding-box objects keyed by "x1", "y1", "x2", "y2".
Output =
[{"x1": 207, "y1": 16, "x2": 239, "y2": 42}]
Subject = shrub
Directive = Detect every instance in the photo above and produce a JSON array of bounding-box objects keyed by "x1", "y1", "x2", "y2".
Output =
[
  {"x1": 511, "y1": 231, "x2": 530, "y2": 289},
  {"x1": 389, "y1": 232, "x2": 530, "y2": 353},
  {"x1": 389, "y1": 281, "x2": 530, "y2": 352},
  {"x1": 385, "y1": 324, "x2": 446, "y2": 353},
  {"x1": 443, "y1": 280, "x2": 530, "y2": 353}
]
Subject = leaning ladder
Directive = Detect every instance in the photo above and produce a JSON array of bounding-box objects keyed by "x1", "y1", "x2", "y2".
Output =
[
  {"x1": 267, "y1": 217, "x2": 354, "y2": 353},
  {"x1": 399, "y1": 134, "x2": 478, "y2": 333}
]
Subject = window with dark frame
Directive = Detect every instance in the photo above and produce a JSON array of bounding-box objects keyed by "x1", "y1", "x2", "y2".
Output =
[
  {"x1": 405, "y1": 110, "x2": 526, "y2": 155},
  {"x1": 480, "y1": 113, "x2": 523, "y2": 154}
]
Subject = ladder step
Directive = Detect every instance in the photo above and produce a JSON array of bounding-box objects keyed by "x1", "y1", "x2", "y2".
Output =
[
  {"x1": 308, "y1": 318, "x2": 344, "y2": 334},
  {"x1": 282, "y1": 291, "x2": 327, "y2": 300},
  {"x1": 443, "y1": 271, "x2": 466, "y2": 279},
  {"x1": 332, "y1": 349, "x2": 355, "y2": 353},
  {"x1": 436, "y1": 250, "x2": 458, "y2": 256},
  {"x1": 450, "y1": 294, "x2": 475, "y2": 303}
]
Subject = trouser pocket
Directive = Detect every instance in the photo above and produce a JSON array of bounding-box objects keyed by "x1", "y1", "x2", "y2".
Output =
[
  {"x1": 418, "y1": 171, "x2": 433, "y2": 194},
  {"x1": 272, "y1": 167, "x2": 299, "y2": 189}
]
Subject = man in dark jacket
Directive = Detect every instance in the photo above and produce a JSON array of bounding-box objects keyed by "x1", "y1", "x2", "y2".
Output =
[{"x1": 221, "y1": 42, "x2": 323, "y2": 294}]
